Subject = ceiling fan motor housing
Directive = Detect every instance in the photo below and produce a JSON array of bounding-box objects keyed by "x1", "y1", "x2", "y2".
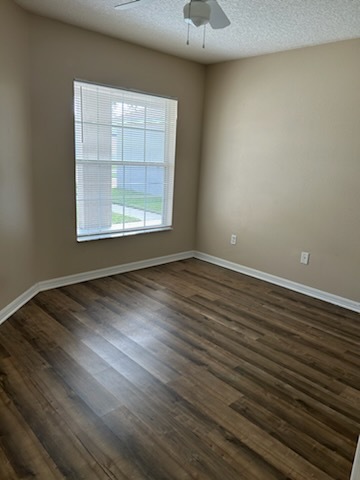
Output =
[{"x1": 184, "y1": 1, "x2": 211, "y2": 27}]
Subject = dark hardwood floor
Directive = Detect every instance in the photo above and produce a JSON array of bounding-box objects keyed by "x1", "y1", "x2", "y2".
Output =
[{"x1": 0, "y1": 259, "x2": 359, "y2": 479}]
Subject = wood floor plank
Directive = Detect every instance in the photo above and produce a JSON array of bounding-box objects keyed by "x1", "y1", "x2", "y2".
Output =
[
  {"x1": 230, "y1": 394, "x2": 351, "y2": 478},
  {"x1": 103, "y1": 406, "x2": 194, "y2": 480},
  {"x1": 205, "y1": 358, "x2": 355, "y2": 460},
  {"x1": 187, "y1": 294, "x2": 349, "y2": 395},
  {"x1": 0, "y1": 445, "x2": 20, "y2": 480},
  {"x1": 168, "y1": 374, "x2": 334, "y2": 480},
  {"x1": 0, "y1": 373, "x2": 64, "y2": 480},
  {"x1": 96, "y1": 368, "x2": 245, "y2": 480},
  {"x1": 0, "y1": 356, "x2": 114, "y2": 479},
  {"x1": 0, "y1": 258, "x2": 358, "y2": 479}
]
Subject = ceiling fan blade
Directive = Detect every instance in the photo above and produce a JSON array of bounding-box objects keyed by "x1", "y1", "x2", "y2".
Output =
[
  {"x1": 206, "y1": 0, "x2": 230, "y2": 29},
  {"x1": 114, "y1": 0, "x2": 149, "y2": 10}
]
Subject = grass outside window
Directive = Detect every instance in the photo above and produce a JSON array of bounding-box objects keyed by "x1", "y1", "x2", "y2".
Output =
[{"x1": 112, "y1": 188, "x2": 163, "y2": 214}]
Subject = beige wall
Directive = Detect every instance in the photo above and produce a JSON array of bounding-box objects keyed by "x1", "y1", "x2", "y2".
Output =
[
  {"x1": 197, "y1": 40, "x2": 360, "y2": 302},
  {"x1": 0, "y1": 0, "x2": 35, "y2": 310},
  {"x1": 28, "y1": 15, "x2": 205, "y2": 281}
]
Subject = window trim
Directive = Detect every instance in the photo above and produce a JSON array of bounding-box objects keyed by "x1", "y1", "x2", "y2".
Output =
[{"x1": 73, "y1": 79, "x2": 178, "y2": 242}]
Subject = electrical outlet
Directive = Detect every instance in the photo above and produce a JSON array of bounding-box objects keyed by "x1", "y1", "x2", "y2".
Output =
[
  {"x1": 230, "y1": 234, "x2": 237, "y2": 245},
  {"x1": 300, "y1": 251, "x2": 310, "y2": 265}
]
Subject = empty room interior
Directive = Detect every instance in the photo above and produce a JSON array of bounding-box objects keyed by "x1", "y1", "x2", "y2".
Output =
[{"x1": 1, "y1": 0, "x2": 360, "y2": 478}]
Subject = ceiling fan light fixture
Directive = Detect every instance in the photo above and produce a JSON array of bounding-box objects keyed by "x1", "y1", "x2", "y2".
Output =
[{"x1": 183, "y1": 1, "x2": 211, "y2": 27}]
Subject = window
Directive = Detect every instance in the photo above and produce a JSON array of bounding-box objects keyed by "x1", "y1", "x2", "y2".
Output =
[{"x1": 74, "y1": 80, "x2": 178, "y2": 241}]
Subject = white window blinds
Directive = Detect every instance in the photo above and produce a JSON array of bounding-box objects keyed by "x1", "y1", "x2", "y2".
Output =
[{"x1": 74, "y1": 80, "x2": 178, "y2": 241}]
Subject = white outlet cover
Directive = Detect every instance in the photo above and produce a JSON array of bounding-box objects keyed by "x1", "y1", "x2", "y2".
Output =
[{"x1": 300, "y1": 252, "x2": 310, "y2": 264}]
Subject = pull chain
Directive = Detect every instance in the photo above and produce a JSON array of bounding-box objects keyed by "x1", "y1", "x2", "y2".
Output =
[
  {"x1": 202, "y1": 24, "x2": 206, "y2": 48},
  {"x1": 187, "y1": 0, "x2": 192, "y2": 45}
]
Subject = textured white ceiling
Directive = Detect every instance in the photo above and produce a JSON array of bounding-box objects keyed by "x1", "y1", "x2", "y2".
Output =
[{"x1": 14, "y1": 0, "x2": 360, "y2": 64}]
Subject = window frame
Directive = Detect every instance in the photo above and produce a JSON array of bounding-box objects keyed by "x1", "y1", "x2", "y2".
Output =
[{"x1": 73, "y1": 79, "x2": 178, "y2": 242}]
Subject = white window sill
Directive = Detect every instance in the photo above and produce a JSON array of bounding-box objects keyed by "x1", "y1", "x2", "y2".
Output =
[{"x1": 77, "y1": 226, "x2": 173, "y2": 242}]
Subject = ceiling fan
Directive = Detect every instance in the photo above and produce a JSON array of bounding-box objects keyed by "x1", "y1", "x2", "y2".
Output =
[
  {"x1": 115, "y1": 0, "x2": 230, "y2": 30},
  {"x1": 183, "y1": 0, "x2": 230, "y2": 29}
]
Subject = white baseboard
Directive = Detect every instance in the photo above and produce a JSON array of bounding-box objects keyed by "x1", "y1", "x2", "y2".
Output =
[
  {"x1": 194, "y1": 251, "x2": 360, "y2": 314},
  {"x1": 351, "y1": 437, "x2": 360, "y2": 480},
  {"x1": 1, "y1": 249, "x2": 359, "y2": 325},
  {"x1": 0, "y1": 285, "x2": 39, "y2": 326},
  {"x1": 0, "y1": 251, "x2": 194, "y2": 325},
  {"x1": 37, "y1": 250, "x2": 195, "y2": 292}
]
